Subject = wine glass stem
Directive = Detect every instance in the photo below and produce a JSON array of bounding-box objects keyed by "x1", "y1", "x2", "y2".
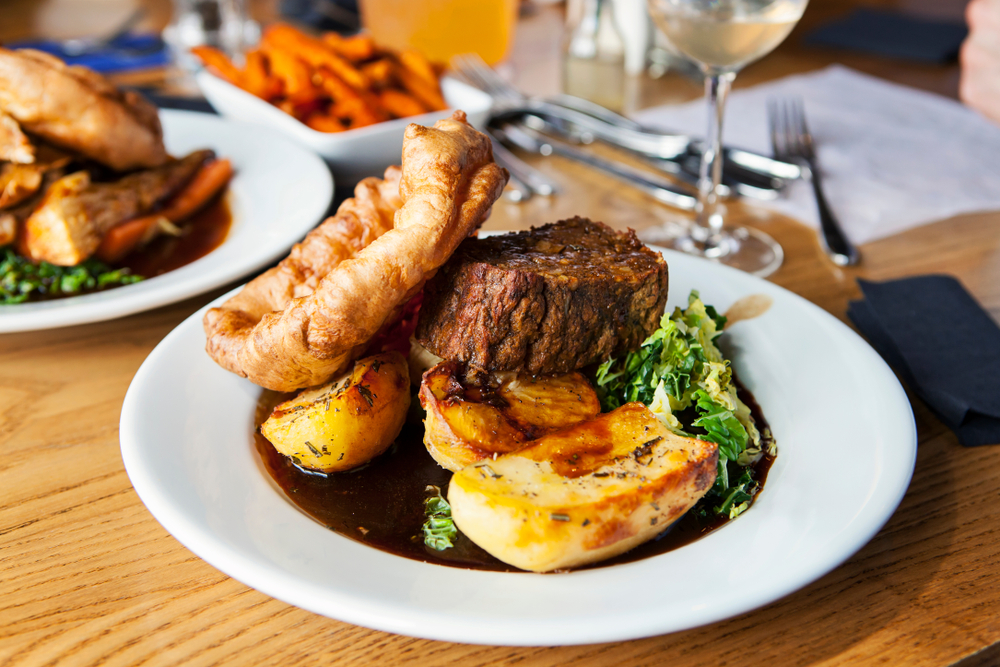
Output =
[{"x1": 696, "y1": 70, "x2": 736, "y2": 252}]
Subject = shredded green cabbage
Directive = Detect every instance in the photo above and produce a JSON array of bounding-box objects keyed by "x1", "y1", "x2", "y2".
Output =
[{"x1": 594, "y1": 291, "x2": 773, "y2": 520}]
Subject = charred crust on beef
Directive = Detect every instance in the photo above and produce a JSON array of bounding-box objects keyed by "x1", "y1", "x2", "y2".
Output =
[{"x1": 416, "y1": 217, "x2": 668, "y2": 375}]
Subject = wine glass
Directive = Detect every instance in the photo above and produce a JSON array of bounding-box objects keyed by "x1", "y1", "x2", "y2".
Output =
[{"x1": 647, "y1": 0, "x2": 808, "y2": 276}]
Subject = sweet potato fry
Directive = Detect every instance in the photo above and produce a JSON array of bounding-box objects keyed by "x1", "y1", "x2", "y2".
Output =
[
  {"x1": 399, "y1": 49, "x2": 438, "y2": 91},
  {"x1": 318, "y1": 67, "x2": 388, "y2": 125},
  {"x1": 242, "y1": 49, "x2": 282, "y2": 100},
  {"x1": 393, "y1": 62, "x2": 446, "y2": 111},
  {"x1": 378, "y1": 89, "x2": 428, "y2": 119},
  {"x1": 306, "y1": 113, "x2": 347, "y2": 133},
  {"x1": 264, "y1": 23, "x2": 369, "y2": 90},
  {"x1": 191, "y1": 46, "x2": 244, "y2": 86},
  {"x1": 261, "y1": 44, "x2": 314, "y2": 97},
  {"x1": 194, "y1": 25, "x2": 449, "y2": 134},
  {"x1": 361, "y1": 58, "x2": 395, "y2": 89},
  {"x1": 95, "y1": 159, "x2": 233, "y2": 263},
  {"x1": 322, "y1": 32, "x2": 376, "y2": 62}
]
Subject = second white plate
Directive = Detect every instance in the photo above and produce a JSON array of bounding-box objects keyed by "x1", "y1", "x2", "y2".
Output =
[
  {"x1": 120, "y1": 246, "x2": 916, "y2": 645},
  {"x1": 0, "y1": 110, "x2": 333, "y2": 333}
]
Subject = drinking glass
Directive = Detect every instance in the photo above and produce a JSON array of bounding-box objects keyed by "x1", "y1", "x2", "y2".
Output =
[
  {"x1": 164, "y1": 0, "x2": 259, "y2": 71},
  {"x1": 647, "y1": 0, "x2": 808, "y2": 276},
  {"x1": 358, "y1": 0, "x2": 520, "y2": 65}
]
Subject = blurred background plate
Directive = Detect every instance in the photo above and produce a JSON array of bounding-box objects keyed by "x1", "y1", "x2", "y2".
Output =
[
  {"x1": 197, "y1": 70, "x2": 492, "y2": 183},
  {"x1": 0, "y1": 110, "x2": 333, "y2": 333}
]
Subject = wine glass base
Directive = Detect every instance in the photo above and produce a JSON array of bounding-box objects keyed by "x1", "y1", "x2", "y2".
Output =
[{"x1": 651, "y1": 225, "x2": 783, "y2": 278}]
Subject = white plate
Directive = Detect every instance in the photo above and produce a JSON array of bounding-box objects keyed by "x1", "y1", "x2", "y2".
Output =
[
  {"x1": 197, "y1": 71, "x2": 492, "y2": 183},
  {"x1": 0, "y1": 110, "x2": 333, "y2": 333},
  {"x1": 120, "y1": 246, "x2": 916, "y2": 646}
]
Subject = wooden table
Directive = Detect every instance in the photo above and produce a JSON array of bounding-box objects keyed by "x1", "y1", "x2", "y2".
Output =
[{"x1": 3, "y1": 2, "x2": 1000, "y2": 665}]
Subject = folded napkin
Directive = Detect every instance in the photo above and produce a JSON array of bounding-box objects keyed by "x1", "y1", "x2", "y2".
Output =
[
  {"x1": 633, "y1": 66, "x2": 1000, "y2": 244},
  {"x1": 7, "y1": 34, "x2": 169, "y2": 73},
  {"x1": 847, "y1": 276, "x2": 1000, "y2": 447},
  {"x1": 803, "y1": 9, "x2": 967, "y2": 64}
]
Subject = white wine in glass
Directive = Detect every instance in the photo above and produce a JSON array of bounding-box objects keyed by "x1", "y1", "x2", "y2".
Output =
[{"x1": 647, "y1": 0, "x2": 808, "y2": 276}]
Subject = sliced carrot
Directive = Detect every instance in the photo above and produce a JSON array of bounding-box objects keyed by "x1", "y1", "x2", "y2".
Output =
[
  {"x1": 94, "y1": 215, "x2": 161, "y2": 263},
  {"x1": 95, "y1": 159, "x2": 234, "y2": 263},
  {"x1": 158, "y1": 159, "x2": 233, "y2": 221}
]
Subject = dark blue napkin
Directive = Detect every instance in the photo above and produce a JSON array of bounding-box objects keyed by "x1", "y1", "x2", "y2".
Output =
[
  {"x1": 144, "y1": 93, "x2": 217, "y2": 114},
  {"x1": 848, "y1": 276, "x2": 1000, "y2": 446},
  {"x1": 6, "y1": 33, "x2": 169, "y2": 74},
  {"x1": 280, "y1": 0, "x2": 360, "y2": 33},
  {"x1": 804, "y1": 9, "x2": 968, "y2": 64}
]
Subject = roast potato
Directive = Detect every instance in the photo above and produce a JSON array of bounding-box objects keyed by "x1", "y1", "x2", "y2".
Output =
[
  {"x1": 448, "y1": 403, "x2": 718, "y2": 572},
  {"x1": 260, "y1": 351, "x2": 410, "y2": 472},
  {"x1": 419, "y1": 360, "x2": 601, "y2": 472}
]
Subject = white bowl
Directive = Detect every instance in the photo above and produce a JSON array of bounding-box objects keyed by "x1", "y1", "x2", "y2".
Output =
[{"x1": 196, "y1": 70, "x2": 493, "y2": 184}]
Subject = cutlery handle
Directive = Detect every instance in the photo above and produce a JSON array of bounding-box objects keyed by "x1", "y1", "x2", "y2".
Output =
[
  {"x1": 547, "y1": 141, "x2": 698, "y2": 211},
  {"x1": 806, "y1": 161, "x2": 860, "y2": 266},
  {"x1": 490, "y1": 136, "x2": 558, "y2": 198}
]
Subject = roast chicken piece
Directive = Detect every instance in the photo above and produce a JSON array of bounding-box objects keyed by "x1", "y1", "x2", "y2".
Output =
[
  {"x1": 0, "y1": 109, "x2": 35, "y2": 164},
  {"x1": 419, "y1": 360, "x2": 601, "y2": 471},
  {"x1": 203, "y1": 111, "x2": 509, "y2": 391},
  {"x1": 448, "y1": 403, "x2": 719, "y2": 572},
  {"x1": 0, "y1": 48, "x2": 167, "y2": 171},
  {"x1": 0, "y1": 167, "x2": 66, "y2": 246},
  {"x1": 0, "y1": 143, "x2": 72, "y2": 210},
  {"x1": 21, "y1": 150, "x2": 212, "y2": 265}
]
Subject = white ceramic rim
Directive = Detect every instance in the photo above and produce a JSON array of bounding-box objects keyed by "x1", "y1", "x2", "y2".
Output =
[{"x1": 120, "y1": 244, "x2": 917, "y2": 646}]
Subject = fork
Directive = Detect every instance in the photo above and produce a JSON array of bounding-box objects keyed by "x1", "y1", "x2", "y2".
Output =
[
  {"x1": 453, "y1": 53, "x2": 800, "y2": 184},
  {"x1": 445, "y1": 55, "x2": 560, "y2": 199},
  {"x1": 768, "y1": 97, "x2": 860, "y2": 266}
]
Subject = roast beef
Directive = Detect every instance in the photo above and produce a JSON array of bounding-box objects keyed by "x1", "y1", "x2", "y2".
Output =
[{"x1": 416, "y1": 217, "x2": 668, "y2": 375}]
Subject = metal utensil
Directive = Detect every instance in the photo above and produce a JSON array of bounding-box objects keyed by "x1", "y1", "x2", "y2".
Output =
[
  {"x1": 495, "y1": 123, "x2": 698, "y2": 211},
  {"x1": 452, "y1": 53, "x2": 801, "y2": 183},
  {"x1": 489, "y1": 134, "x2": 550, "y2": 202},
  {"x1": 768, "y1": 97, "x2": 860, "y2": 266},
  {"x1": 518, "y1": 112, "x2": 782, "y2": 201}
]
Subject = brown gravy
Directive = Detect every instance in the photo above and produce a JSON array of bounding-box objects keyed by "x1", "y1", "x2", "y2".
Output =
[
  {"x1": 118, "y1": 194, "x2": 232, "y2": 278},
  {"x1": 254, "y1": 379, "x2": 775, "y2": 573}
]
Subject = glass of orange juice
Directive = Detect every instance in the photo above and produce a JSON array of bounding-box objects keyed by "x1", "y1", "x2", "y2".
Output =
[{"x1": 358, "y1": 0, "x2": 520, "y2": 65}]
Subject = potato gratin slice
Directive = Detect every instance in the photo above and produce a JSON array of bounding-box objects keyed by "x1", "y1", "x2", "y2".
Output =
[{"x1": 448, "y1": 404, "x2": 718, "y2": 572}]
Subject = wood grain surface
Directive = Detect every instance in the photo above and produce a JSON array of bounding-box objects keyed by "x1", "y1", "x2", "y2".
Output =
[{"x1": 2, "y1": 1, "x2": 999, "y2": 665}]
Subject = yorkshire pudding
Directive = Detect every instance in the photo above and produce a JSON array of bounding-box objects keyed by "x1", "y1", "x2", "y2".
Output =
[{"x1": 204, "y1": 111, "x2": 508, "y2": 391}]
